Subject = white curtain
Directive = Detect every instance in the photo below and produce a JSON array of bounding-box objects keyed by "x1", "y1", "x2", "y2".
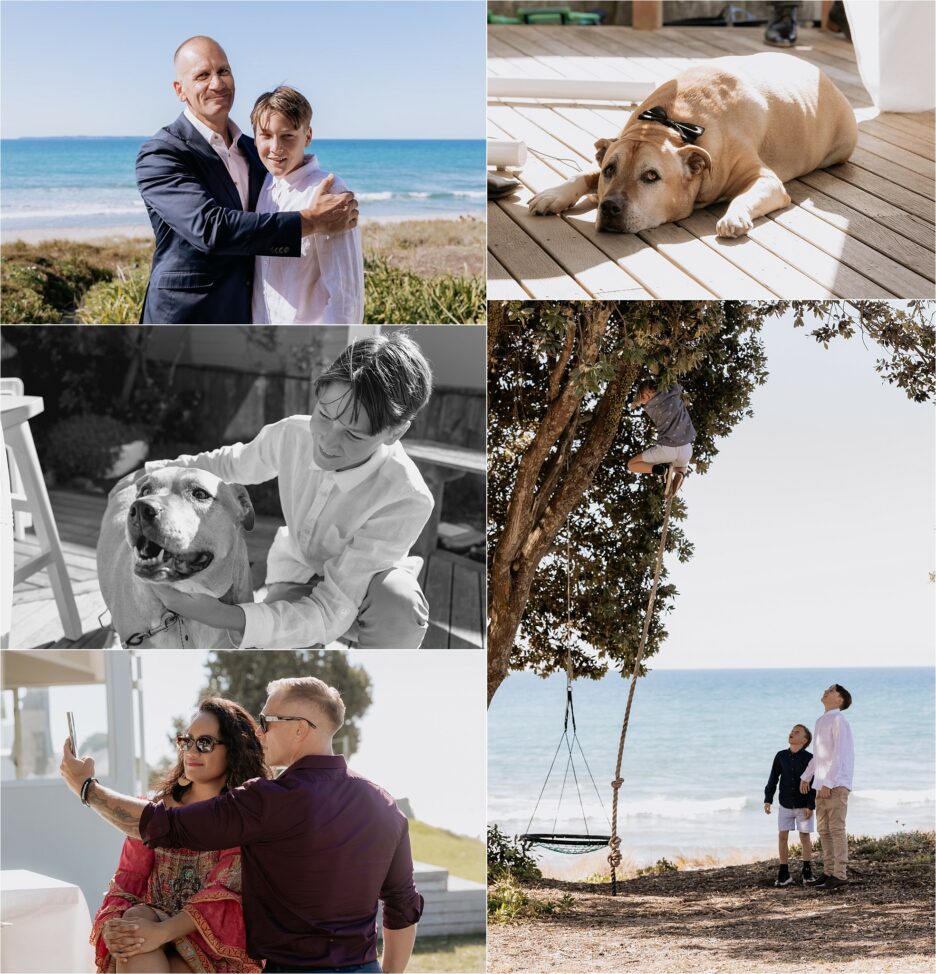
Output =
[{"x1": 844, "y1": 0, "x2": 936, "y2": 112}]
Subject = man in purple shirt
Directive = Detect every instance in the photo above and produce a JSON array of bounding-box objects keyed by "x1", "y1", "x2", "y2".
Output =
[{"x1": 61, "y1": 676, "x2": 423, "y2": 973}]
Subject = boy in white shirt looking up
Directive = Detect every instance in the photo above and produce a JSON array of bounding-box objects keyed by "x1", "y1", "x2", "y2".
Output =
[
  {"x1": 251, "y1": 86, "x2": 365, "y2": 324},
  {"x1": 145, "y1": 333, "x2": 434, "y2": 648},
  {"x1": 799, "y1": 683, "x2": 855, "y2": 890}
]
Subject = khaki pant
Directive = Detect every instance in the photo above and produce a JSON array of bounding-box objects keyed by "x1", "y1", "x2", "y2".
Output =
[
  {"x1": 266, "y1": 568, "x2": 429, "y2": 649},
  {"x1": 816, "y1": 786, "x2": 850, "y2": 879}
]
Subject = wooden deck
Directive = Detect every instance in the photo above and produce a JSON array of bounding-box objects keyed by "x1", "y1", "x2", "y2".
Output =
[
  {"x1": 10, "y1": 490, "x2": 483, "y2": 650},
  {"x1": 488, "y1": 24, "x2": 935, "y2": 300}
]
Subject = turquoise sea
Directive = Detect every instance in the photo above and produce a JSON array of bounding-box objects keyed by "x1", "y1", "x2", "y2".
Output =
[
  {"x1": 488, "y1": 668, "x2": 935, "y2": 876},
  {"x1": 0, "y1": 137, "x2": 485, "y2": 230}
]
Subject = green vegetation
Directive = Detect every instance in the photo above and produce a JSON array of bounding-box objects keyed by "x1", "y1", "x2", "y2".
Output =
[
  {"x1": 364, "y1": 254, "x2": 485, "y2": 324},
  {"x1": 1, "y1": 218, "x2": 485, "y2": 324},
  {"x1": 76, "y1": 265, "x2": 149, "y2": 324},
  {"x1": 487, "y1": 825, "x2": 573, "y2": 924},
  {"x1": 408, "y1": 934, "x2": 485, "y2": 973},
  {"x1": 410, "y1": 820, "x2": 485, "y2": 884},
  {"x1": 44, "y1": 413, "x2": 143, "y2": 482},
  {"x1": 849, "y1": 830, "x2": 934, "y2": 864},
  {"x1": 636, "y1": 857, "x2": 679, "y2": 877}
]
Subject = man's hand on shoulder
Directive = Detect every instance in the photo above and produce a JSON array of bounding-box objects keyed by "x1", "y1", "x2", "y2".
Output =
[{"x1": 300, "y1": 173, "x2": 359, "y2": 236}]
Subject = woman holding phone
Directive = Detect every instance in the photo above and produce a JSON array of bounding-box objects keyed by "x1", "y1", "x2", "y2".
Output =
[{"x1": 86, "y1": 698, "x2": 268, "y2": 973}]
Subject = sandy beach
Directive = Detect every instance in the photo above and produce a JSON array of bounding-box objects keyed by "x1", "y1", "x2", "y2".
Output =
[{"x1": 488, "y1": 833, "x2": 935, "y2": 974}]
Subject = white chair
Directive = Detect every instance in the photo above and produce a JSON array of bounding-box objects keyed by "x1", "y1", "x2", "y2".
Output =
[{"x1": 0, "y1": 378, "x2": 31, "y2": 539}]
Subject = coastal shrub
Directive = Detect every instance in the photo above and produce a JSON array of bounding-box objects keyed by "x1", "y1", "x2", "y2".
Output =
[
  {"x1": 363, "y1": 255, "x2": 484, "y2": 324},
  {"x1": 76, "y1": 265, "x2": 148, "y2": 324},
  {"x1": 636, "y1": 857, "x2": 678, "y2": 877},
  {"x1": 0, "y1": 251, "x2": 110, "y2": 322},
  {"x1": 487, "y1": 825, "x2": 542, "y2": 884},
  {"x1": 488, "y1": 875, "x2": 572, "y2": 924},
  {"x1": 44, "y1": 413, "x2": 143, "y2": 483}
]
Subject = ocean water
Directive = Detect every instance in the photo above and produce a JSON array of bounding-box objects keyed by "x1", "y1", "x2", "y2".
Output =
[
  {"x1": 488, "y1": 668, "x2": 935, "y2": 876},
  {"x1": 0, "y1": 137, "x2": 485, "y2": 230}
]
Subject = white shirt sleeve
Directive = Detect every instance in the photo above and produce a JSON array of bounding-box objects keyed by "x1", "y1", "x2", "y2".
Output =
[
  {"x1": 145, "y1": 419, "x2": 289, "y2": 485},
  {"x1": 312, "y1": 226, "x2": 364, "y2": 324},
  {"x1": 801, "y1": 755, "x2": 816, "y2": 782},
  {"x1": 828, "y1": 715, "x2": 855, "y2": 789},
  {"x1": 239, "y1": 490, "x2": 432, "y2": 648}
]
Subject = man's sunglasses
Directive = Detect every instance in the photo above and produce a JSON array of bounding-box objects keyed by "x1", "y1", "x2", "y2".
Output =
[
  {"x1": 257, "y1": 713, "x2": 317, "y2": 733},
  {"x1": 176, "y1": 734, "x2": 226, "y2": 753}
]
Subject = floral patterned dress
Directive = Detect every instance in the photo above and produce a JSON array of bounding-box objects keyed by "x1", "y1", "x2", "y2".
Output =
[{"x1": 91, "y1": 838, "x2": 262, "y2": 973}]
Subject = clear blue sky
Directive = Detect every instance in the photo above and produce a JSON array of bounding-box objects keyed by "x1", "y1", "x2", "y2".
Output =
[{"x1": 0, "y1": 1, "x2": 485, "y2": 138}]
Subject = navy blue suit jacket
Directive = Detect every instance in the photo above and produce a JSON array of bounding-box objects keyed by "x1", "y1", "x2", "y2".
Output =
[{"x1": 136, "y1": 113, "x2": 301, "y2": 323}]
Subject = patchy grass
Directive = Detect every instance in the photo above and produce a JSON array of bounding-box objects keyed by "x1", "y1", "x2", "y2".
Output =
[
  {"x1": 489, "y1": 873, "x2": 574, "y2": 924},
  {"x1": 410, "y1": 820, "x2": 485, "y2": 884},
  {"x1": 361, "y1": 216, "x2": 485, "y2": 277},
  {"x1": 408, "y1": 934, "x2": 485, "y2": 973}
]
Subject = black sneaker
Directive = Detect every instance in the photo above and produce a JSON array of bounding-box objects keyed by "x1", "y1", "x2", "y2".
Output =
[
  {"x1": 801, "y1": 863, "x2": 813, "y2": 885},
  {"x1": 804, "y1": 874, "x2": 827, "y2": 888},
  {"x1": 765, "y1": 3, "x2": 798, "y2": 46},
  {"x1": 774, "y1": 866, "x2": 792, "y2": 887}
]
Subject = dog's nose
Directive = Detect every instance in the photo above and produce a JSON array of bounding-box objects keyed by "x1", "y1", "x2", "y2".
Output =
[
  {"x1": 130, "y1": 499, "x2": 159, "y2": 523},
  {"x1": 600, "y1": 196, "x2": 623, "y2": 218}
]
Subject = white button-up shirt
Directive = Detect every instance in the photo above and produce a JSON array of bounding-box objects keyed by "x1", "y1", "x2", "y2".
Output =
[
  {"x1": 252, "y1": 155, "x2": 364, "y2": 324},
  {"x1": 184, "y1": 108, "x2": 250, "y2": 209},
  {"x1": 801, "y1": 708, "x2": 854, "y2": 791},
  {"x1": 151, "y1": 417, "x2": 433, "y2": 648}
]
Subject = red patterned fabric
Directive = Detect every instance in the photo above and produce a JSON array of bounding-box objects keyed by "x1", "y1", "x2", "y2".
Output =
[{"x1": 91, "y1": 837, "x2": 261, "y2": 972}]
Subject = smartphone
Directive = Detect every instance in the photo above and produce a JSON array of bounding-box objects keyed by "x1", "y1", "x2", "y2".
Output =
[{"x1": 67, "y1": 711, "x2": 78, "y2": 756}]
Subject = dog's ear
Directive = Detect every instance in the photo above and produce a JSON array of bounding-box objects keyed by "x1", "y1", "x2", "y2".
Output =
[
  {"x1": 677, "y1": 144, "x2": 712, "y2": 178},
  {"x1": 594, "y1": 138, "x2": 612, "y2": 164},
  {"x1": 228, "y1": 483, "x2": 255, "y2": 532}
]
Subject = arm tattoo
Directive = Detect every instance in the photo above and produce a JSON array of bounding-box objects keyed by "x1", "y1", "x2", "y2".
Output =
[{"x1": 87, "y1": 782, "x2": 148, "y2": 839}]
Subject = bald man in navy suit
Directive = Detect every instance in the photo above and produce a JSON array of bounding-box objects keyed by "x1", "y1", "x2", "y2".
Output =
[{"x1": 136, "y1": 36, "x2": 358, "y2": 324}]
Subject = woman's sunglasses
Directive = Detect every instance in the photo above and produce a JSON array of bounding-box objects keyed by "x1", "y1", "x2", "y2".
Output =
[{"x1": 176, "y1": 734, "x2": 226, "y2": 753}]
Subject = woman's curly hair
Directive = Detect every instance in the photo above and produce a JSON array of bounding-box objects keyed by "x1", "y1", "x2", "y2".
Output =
[{"x1": 153, "y1": 696, "x2": 269, "y2": 803}]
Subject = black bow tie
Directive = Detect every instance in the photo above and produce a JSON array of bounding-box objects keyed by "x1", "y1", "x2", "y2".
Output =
[{"x1": 637, "y1": 106, "x2": 705, "y2": 144}]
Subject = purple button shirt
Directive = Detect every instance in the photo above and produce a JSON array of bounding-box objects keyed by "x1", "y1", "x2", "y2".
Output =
[{"x1": 139, "y1": 754, "x2": 423, "y2": 967}]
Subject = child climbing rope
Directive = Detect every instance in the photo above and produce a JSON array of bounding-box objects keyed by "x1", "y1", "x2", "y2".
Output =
[{"x1": 626, "y1": 378, "x2": 696, "y2": 497}]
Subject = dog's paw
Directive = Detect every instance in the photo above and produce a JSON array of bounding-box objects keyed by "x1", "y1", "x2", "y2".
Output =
[
  {"x1": 715, "y1": 210, "x2": 754, "y2": 238},
  {"x1": 528, "y1": 185, "x2": 577, "y2": 215}
]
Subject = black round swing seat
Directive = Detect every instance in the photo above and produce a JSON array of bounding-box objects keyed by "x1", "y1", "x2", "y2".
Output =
[{"x1": 521, "y1": 832, "x2": 611, "y2": 854}]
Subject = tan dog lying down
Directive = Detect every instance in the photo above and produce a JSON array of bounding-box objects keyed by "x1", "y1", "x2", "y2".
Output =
[
  {"x1": 98, "y1": 467, "x2": 254, "y2": 648},
  {"x1": 528, "y1": 52, "x2": 857, "y2": 237}
]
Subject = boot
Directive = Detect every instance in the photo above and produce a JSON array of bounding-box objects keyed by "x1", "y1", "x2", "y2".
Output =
[{"x1": 765, "y1": 2, "x2": 798, "y2": 47}]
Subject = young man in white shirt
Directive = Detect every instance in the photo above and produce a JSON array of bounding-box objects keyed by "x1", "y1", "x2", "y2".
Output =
[
  {"x1": 250, "y1": 86, "x2": 364, "y2": 324},
  {"x1": 799, "y1": 683, "x2": 855, "y2": 889},
  {"x1": 147, "y1": 334, "x2": 434, "y2": 648}
]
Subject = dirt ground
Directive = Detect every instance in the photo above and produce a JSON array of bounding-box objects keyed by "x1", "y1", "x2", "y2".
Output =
[{"x1": 488, "y1": 843, "x2": 935, "y2": 973}]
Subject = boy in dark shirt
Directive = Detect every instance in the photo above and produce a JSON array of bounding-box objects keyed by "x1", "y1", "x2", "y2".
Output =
[
  {"x1": 764, "y1": 724, "x2": 816, "y2": 886},
  {"x1": 627, "y1": 378, "x2": 696, "y2": 498}
]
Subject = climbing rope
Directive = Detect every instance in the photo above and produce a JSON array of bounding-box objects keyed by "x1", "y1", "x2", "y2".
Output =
[{"x1": 608, "y1": 465, "x2": 677, "y2": 894}]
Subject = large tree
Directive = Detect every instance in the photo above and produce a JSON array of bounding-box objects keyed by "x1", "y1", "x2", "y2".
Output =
[
  {"x1": 201, "y1": 651, "x2": 372, "y2": 757},
  {"x1": 487, "y1": 300, "x2": 934, "y2": 706}
]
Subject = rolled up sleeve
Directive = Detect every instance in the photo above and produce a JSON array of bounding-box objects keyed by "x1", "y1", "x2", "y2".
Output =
[{"x1": 379, "y1": 819, "x2": 424, "y2": 929}]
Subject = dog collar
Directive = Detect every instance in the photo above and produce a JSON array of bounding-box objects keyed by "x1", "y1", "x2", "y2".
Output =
[
  {"x1": 637, "y1": 106, "x2": 705, "y2": 144},
  {"x1": 125, "y1": 611, "x2": 190, "y2": 647}
]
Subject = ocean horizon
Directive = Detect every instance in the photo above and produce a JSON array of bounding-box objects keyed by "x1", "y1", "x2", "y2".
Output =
[
  {"x1": 0, "y1": 137, "x2": 485, "y2": 230},
  {"x1": 489, "y1": 666, "x2": 935, "y2": 878}
]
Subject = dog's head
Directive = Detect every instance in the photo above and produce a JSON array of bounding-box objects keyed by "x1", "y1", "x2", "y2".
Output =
[
  {"x1": 593, "y1": 131, "x2": 711, "y2": 234},
  {"x1": 123, "y1": 466, "x2": 254, "y2": 594}
]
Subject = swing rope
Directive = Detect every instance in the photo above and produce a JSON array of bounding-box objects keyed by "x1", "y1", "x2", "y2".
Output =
[{"x1": 608, "y1": 466, "x2": 676, "y2": 895}]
